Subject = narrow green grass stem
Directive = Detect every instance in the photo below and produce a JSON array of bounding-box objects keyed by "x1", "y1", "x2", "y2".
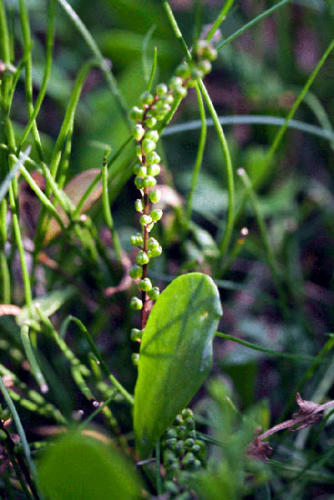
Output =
[
  {"x1": 102, "y1": 159, "x2": 123, "y2": 261},
  {"x1": 19, "y1": 0, "x2": 55, "y2": 150},
  {"x1": 20, "y1": 324, "x2": 48, "y2": 393},
  {"x1": 205, "y1": 0, "x2": 234, "y2": 42},
  {"x1": 55, "y1": 0, "x2": 130, "y2": 127},
  {"x1": 216, "y1": 0, "x2": 290, "y2": 51},
  {"x1": 186, "y1": 84, "x2": 207, "y2": 223},
  {"x1": 215, "y1": 331, "x2": 314, "y2": 362}
]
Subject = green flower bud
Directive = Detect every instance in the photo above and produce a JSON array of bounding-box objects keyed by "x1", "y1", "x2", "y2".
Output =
[
  {"x1": 197, "y1": 59, "x2": 212, "y2": 74},
  {"x1": 134, "y1": 199, "x2": 144, "y2": 212},
  {"x1": 129, "y1": 106, "x2": 144, "y2": 121},
  {"x1": 188, "y1": 430, "x2": 197, "y2": 440},
  {"x1": 155, "y1": 101, "x2": 171, "y2": 113},
  {"x1": 143, "y1": 176, "x2": 157, "y2": 188},
  {"x1": 191, "y1": 443, "x2": 201, "y2": 453},
  {"x1": 166, "y1": 438, "x2": 177, "y2": 449},
  {"x1": 164, "y1": 481, "x2": 179, "y2": 495},
  {"x1": 130, "y1": 233, "x2": 143, "y2": 247},
  {"x1": 182, "y1": 452, "x2": 196, "y2": 467},
  {"x1": 181, "y1": 408, "x2": 193, "y2": 419},
  {"x1": 174, "y1": 86, "x2": 187, "y2": 98},
  {"x1": 136, "y1": 250, "x2": 149, "y2": 265},
  {"x1": 134, "y1": 176, "x2": 145, "y2": 190},
  {"x1": 146, "y1": 116, "x2": 157, "y2": 128},
  {"x1": 132, "y1": 124, "x2": 145, "y2": 141},
  {"x1": 156, "y1": 83, "x2": 168, "y2": 96},
  {"x1": 148, "y1": 189, "x2": 161, "y2": 203},
  {"x1": 129, "y1": 265, "x2": 143, "y2": 279},
  {"x1": 176, "y1": 62, "x2": 190, "y2": 78},
  {"x1": 169, "y1": 76, "x2": 183, "y2": 90},
  {"x1": 130, "y1": 296, "x2": 143, "y2": 310},
  {"x1": 139, "y1": 214, "x2": 152, "y2": 226},
  {"x1": 142, "y1": 138, "x2": 156, "y2": 154},
  {"x1": 135, "y1": 144, "x2": 142, "y2": 158},
  {"x1": 145, "y1": 130, "x2": 159, "y2": 143},
  {"x1": 147, "y1": 245, "x2": 162, "y2": 258},
  {"x1": 148, "y1": 286, "x2": 160, "y2": 300},
  {"x1": 166, "y1": 429, "x2": 178, "y2": 439},
  {"x1": 150, "y1": 208, "x2": 163, "y2": 221},
  {"x1": 148, "y1": 237, "x2": 159, "y2": 251},
  {"x1": 130, "y1": 328, "x2": 143, "y2": 342},
  {"x1": 138, "y1": 277, "x2": 152, "y2": 291},
  {"x1": 146, "y1": 151, "x2": 161, "y2": 165},
  {"x1": 162, "y1": 94, "x2": 174, "y2": 105},
  {"x1": 140, "y1": 91, "x2": 154, "y2": 106},
  {"x1": 131, "y1": 353, "x2": 140, "y2": 365},
  {"x1": 185, "y1": 438, "x2": 195, "y2": 449},
  {"x1": 147, "y1": 164, "x2": 160, "y2": 177},
  {"x1": 175, "y1": 440, "x2": 185, "y2": 455},
  {"x1": 133, "y1": 164, "x2": 147, "y2": 177},
  {"x1": 196, "y1": 40, "x2": 217, "y2": 61}
]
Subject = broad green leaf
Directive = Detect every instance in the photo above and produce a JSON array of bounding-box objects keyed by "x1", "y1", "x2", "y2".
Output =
[
  {"x1": 44, "y1": 169, "x2": 102, "y2": 243},
  {"x1": 38, "y1": 433, "x2": 142, "y2": 500},
  {"x1": 17, "y1": 287, "x2": 75, "y2": 328},
  {"x1": 134, "y1": 272, "x2": 222, "y2": 458}
]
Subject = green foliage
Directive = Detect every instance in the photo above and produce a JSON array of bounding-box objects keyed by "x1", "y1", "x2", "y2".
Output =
[
  {"x1": 134, "y1": 272, "x2": 222, "y2": 457},
  {"x1": 38, "y1": 433, "x2": 142, "y2": 499}
]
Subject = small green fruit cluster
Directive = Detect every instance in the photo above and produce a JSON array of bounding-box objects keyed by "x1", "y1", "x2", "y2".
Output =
[
  {"x1": 161, "y1": 408, "x2": 206, "y2": 495},
  {"x1": 129, "y1": 40, "x2": 217, "y2": 317}
]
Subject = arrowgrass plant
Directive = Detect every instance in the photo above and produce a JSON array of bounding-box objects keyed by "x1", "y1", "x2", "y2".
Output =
[{"x1": 1, "y1": 0, "x2": 334, "y2": 498}]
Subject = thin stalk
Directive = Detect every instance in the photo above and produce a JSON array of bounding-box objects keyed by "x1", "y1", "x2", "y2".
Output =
[
  {"x1": 102, "y1": 157, "x2": 123, "y2": 261},
  {"x1": 63, "y1": 316, "x2": 134, "y2": 406},
  {"x1": 216, "y1": 0, "x2": 290, "y2": 51},
  {"x1": 198, "y1": 80, "x2": 234, "y2": 257},
  {"x1": 147, "y1": 46, "x2": 158, "y2": 92},
  {"x1": 55, "y1": 0, "x2": 130, "y2": 127},
  {"x1": 142, "y1": 24, "x2": 156, "y2": 86},
  {"x1": 186, "y1": 83, "x2": 207, "y2": 223},
  {"x1": 265, "y1": 38, "x2": 334, "y2": 169},
  {"x1": 161, "y1": 0, "x2": 235, "y2": 256},
  {"x1": 205, "y1": 0, "x2": 234, "y2": 42},
  {"x1": 215, "y1": 332, "x2": 314, "y2": 362},
  {"x1": 20, "y1": 324, "x2": 48, "y2": 393},
  {"x1": 0, "y1": 375, "x2": 40, "y2": 496},
  {"x1": 18, "y1": 0, "x2": 55, "y2": 151},
  {"x1": 18, "y1": 0, "x2": 44, "y2": 160}
]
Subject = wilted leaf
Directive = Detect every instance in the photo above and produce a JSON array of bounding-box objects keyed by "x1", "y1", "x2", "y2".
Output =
[
  {"x1": 44, "y1": 169, "x2": 102, "y2": 244},
  {"x1": 134, "y1": 272, "x2": 222, "y2": 458},
  {"x1": 38, "y1": 433, "x2": 142, "y2": 500}
]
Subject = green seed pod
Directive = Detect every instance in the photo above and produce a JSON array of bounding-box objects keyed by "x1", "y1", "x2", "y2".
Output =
[
  {"x1": 129, "y1": 265, "x2": 143, "y2": 279},
  {"x1": 146, "y1": 151, "x2": 161, "y2": 165},
  {"x1": 162, "y1": 94, "x2": 174, "y2": 105},
  {"x1": 134, "y1": 176, "x2": 145, "y2": 190},
  {"x1": 197, "y1": 59, "x2": 212, "y2": 75},
  {"x1": 156, "y1": 83, "x2": 168, "y2": 96},
  {"x1": 185, "y1": 438, "x2": 195, "y2": 449},
  {"x1": 148, "y1": 189, "x2": 161, "y2": 203},
  {"x1": 182, "y1": 452, "x2": 196, "y2": 467},
  {"x1": 150, "y1": 208, "x2": 163, "y2": 221},
  {"x1": 133, "y1": 164, "x2": 147, "y2": 177},
  {"x1": 130, "y1": 328, "x2": 143, "y2": 342},
  {"x1": 181, "y1": 408, "x2": 193, "y2": 419},
  {"x1": 143, "y1": 176, "x2": 157, "y2": 188},
  {"x1": 142, "y1": 138, "x2": 156, "y2": 154},
  {"x1": 129, "y1": 106, "x2": 144, "y2": 121},
  {"x1": 164, "y1": 481, "x2": 179, "y2": 495},
  {"x1": 132, "y1": 123, "x2": 145, "y2": 141},
  {"x1": 148, "y1": 237, "x2": 159, "y2": 250},
  {"x1": 138, "y1": 277, "x2": 152, "y2": 291},
  {"x1": 165, "y1": 437, "x2": 177, "y2": 449},
  {"x1": 147, "y1": 164, "x2": 160, "y2": 177},
  {"x1": 140, "y1": 91, "x2": 154, "y2": 106},
  {"x1": 169, "y1": 76, "x2": 183, "y2": 90},
  {"x1": 130, "y1": 296, "x2": 143, "y2": 310},
  {"x1": 139, "y1": 214, "x2": 152, "y2": 226},
  {"x1": 136, "y1": 250, "x2": 150, "y2": 265},
  {"x1": 134, "y1": 199, "x2": 144, "y2": 213},
  {"x1": 130, "y1": 233, "x2": 143, "y2": 247},
  {"x1": 176, "y1": 62, "x2": 190, "y2": 79},
  {"x1": 145, "y1": 130, "x2": 159, "y2": 143},
  {"x1": 174, "y1": 86, "x2": 187, "y2": 98},
  {"x1": 131, "y1": 353, "x2": 140, "y2": 365},
  {"x1": 148, "y1": 286, "x2": 160, "y2": 300},
  {"x1": 165, "y1": 429, "x2": 178, "y2": 439},
  {"x1": 145, "y1": 116, "x2": 157, "y2": 128},
  {"x1": 147, "y1": 245, "x2": 162, "y2": 258}
]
